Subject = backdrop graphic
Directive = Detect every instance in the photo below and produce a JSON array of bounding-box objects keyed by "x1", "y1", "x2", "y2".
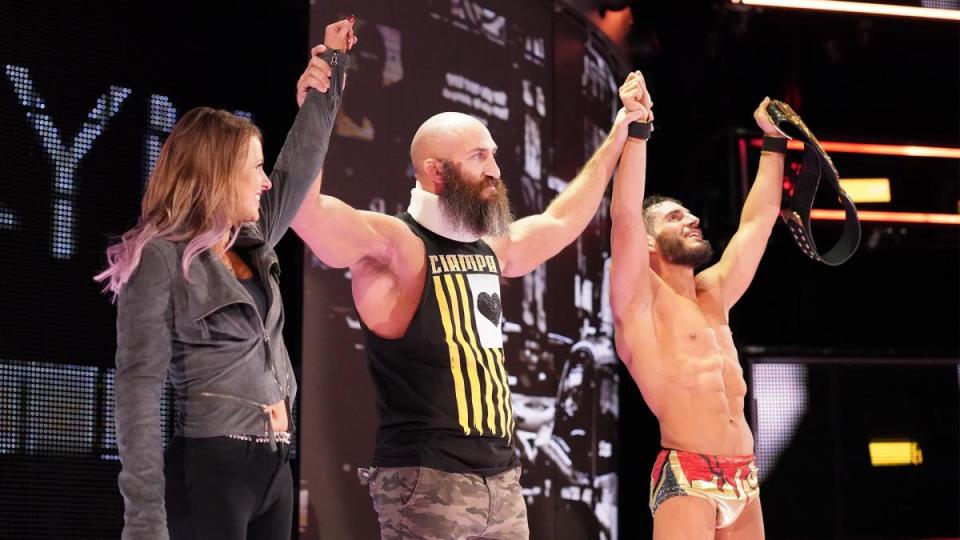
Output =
[
  {"x1": 0, "y1": 2, "x2": 309, "y2": 537},
  {"x1": 298, "y1": 2, "x2": 625, "y2": 539}
]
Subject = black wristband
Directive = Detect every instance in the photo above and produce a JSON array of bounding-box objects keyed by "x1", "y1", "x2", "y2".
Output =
[
  {"x1": 628, "y1": 121, "x2": 652, "y2": 140},
  {"x1": 761, "y1": 136, "x2": 788, "y2": 154}
]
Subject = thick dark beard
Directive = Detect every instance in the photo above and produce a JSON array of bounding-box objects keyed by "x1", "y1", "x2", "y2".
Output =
[
  {"x1": 656, "y1": 232, "x2": 714, "y2": 268},
  {"x1": 438, "y1": 160, "x2": 513, "y2": 237}
]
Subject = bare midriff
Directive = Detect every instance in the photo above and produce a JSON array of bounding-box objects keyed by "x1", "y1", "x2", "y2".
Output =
[
  {"x1": 267, "y1": 399, "x2": 289, "y2": 433},
  {"x1": 625, "y1": 322, "x2": 754, "y2": 457}
]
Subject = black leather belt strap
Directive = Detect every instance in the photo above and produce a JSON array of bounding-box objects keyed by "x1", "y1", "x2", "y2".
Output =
[{"x1": 766, "y1": 99, "x2": 861, "y2": 266}]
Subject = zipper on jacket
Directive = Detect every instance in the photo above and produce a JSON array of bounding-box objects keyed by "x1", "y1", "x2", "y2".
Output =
[
  {"x1": 263, "y1": 328, "x2": 285, "y2": 396},
  {"x1": 198, "y1": 391, "x2": 270, "y2": 412},
  {"x1": 255, "y1": 258, "x2": 287, "y2": 397},
  {"x1": 199, "y1": 391, "x2": 279, "y2": 451},
  {"x1": 253, "y1": 272, "x2": 284, "y2": 396},
  {"x1": 195, "y1": 287, "x2": 286, "y2": 397}
]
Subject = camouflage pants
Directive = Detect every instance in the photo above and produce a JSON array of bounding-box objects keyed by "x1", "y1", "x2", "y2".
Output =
[{"x1": 366, "y1": 465, "x2": 529, "y2": 540}]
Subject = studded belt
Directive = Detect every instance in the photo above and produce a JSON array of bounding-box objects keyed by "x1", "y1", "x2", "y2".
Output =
[{"x1": 225, "y1": 431, "x2": 292, "y2": 445}]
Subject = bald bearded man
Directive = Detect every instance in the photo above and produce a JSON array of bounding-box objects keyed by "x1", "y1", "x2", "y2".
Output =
[{"x1": 292, "y1": 96, "x2": 645, "y2": 539}]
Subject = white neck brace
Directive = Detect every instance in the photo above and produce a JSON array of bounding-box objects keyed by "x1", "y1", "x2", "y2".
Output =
[{"x1": 407, "y1": 181, "x2": 480, "y2": 243}]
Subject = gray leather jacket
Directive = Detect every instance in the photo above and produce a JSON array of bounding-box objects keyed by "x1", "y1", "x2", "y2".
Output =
[{"x1": 114, "y1": 49, "x2": 348, "y2": 539}]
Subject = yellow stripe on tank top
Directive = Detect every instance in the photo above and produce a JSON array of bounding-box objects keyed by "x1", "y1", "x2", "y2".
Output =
[
  {"x1": 443, "y1": 274, "x2": 484, "y2": 434},
  {"x1": 483, "y1": 349, "x2": 507, "y2": 437},
  {"x1": 492, "y1": 348, "x2": 513, "y2": 440},
  {"x1": 453, "y1": 274, "x2": 498, "y2": 435},
  {"x1": 482, "y1": 348, "x2": 504, "y2": 436},
  {"x1": 432, "y1": 275, "x2": 470, "y2": 435},
  {"x1": 487, "y1": 346, "x2": 508, "y2": 438}
]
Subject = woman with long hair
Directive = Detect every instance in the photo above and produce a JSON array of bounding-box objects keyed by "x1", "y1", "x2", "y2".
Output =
[{"x1": 95, "y1": 19, "x2": 355, "y2": 540}]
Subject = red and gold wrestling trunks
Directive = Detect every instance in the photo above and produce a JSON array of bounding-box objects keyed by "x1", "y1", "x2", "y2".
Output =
[{"x1": 649, "y1": 448, "x2": 760, "y2": 529}]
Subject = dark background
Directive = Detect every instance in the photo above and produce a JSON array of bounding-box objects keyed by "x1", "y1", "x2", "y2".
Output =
[
  {"x1": 616, "y1": 3, "x2": 960, "y2": 538},
  {"x1": 0, "y1": 0, "x2": 957, "y2": 538}
]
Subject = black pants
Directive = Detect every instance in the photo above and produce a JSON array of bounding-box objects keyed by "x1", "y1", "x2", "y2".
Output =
[{"x1": 164, "y1": 436, "x2": 293, "y2": 540}]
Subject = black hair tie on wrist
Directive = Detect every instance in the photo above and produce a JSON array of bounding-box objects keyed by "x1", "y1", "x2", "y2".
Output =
[
  {"x1": 627, "y1": 121, "x2": 652, "y2": 140},
  {"x1": 766, "y1": 99, "x2": 860, "y2": 266},
  {"x1": 761, "y1": 135, "x2": 787, "y2": 154}
]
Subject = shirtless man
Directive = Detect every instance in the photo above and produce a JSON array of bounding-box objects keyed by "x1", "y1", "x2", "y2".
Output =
[
  {"x1": 292, "y1": 89, "x2": 644, "y2": 538},
  {"x1": 610, "y1": 72, "x2": 787, "y2": 539}
]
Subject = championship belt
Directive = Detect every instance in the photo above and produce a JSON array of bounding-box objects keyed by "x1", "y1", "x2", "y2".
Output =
[{"x1": 767, "y1": 100, "x2": 860, "y2": 266}]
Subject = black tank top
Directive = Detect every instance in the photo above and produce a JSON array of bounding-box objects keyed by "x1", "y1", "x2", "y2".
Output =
[{"x1": 361, "y1": 213, "x2": 518, "y2": 475}]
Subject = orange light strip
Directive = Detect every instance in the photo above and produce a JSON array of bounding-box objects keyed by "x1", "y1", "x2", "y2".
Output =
[
  {"x1": 811, "y1": 209, "x2": 960, "y2": 225},
  {"x1": 749, "y1": 139, "x2": 960, "y2": 159},
  {"x1": 731, "y1": 0, "x2": 960, "y2": 21}
]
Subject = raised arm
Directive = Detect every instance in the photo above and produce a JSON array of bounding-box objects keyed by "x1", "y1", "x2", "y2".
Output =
[
  {"x1": 291, "y1": 171, "x2": 418, "y2": 270},
  {"x1": 487, "y1": 102, "x2": 646, "y2": 278},
  {"x1": 610, "y1": 72, "x2": 655, "y2": 321},
  {"x1": 258, "y1": 19, "x2": 354, "y2": 247},
  {"x1": 702, "y1": 97, "x2": 785, "y2": 310}
]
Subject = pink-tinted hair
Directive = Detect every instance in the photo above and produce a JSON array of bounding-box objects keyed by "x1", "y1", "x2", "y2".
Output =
[{"x1": 95, "y1": 107, "x2": 260, "y2": 299}]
